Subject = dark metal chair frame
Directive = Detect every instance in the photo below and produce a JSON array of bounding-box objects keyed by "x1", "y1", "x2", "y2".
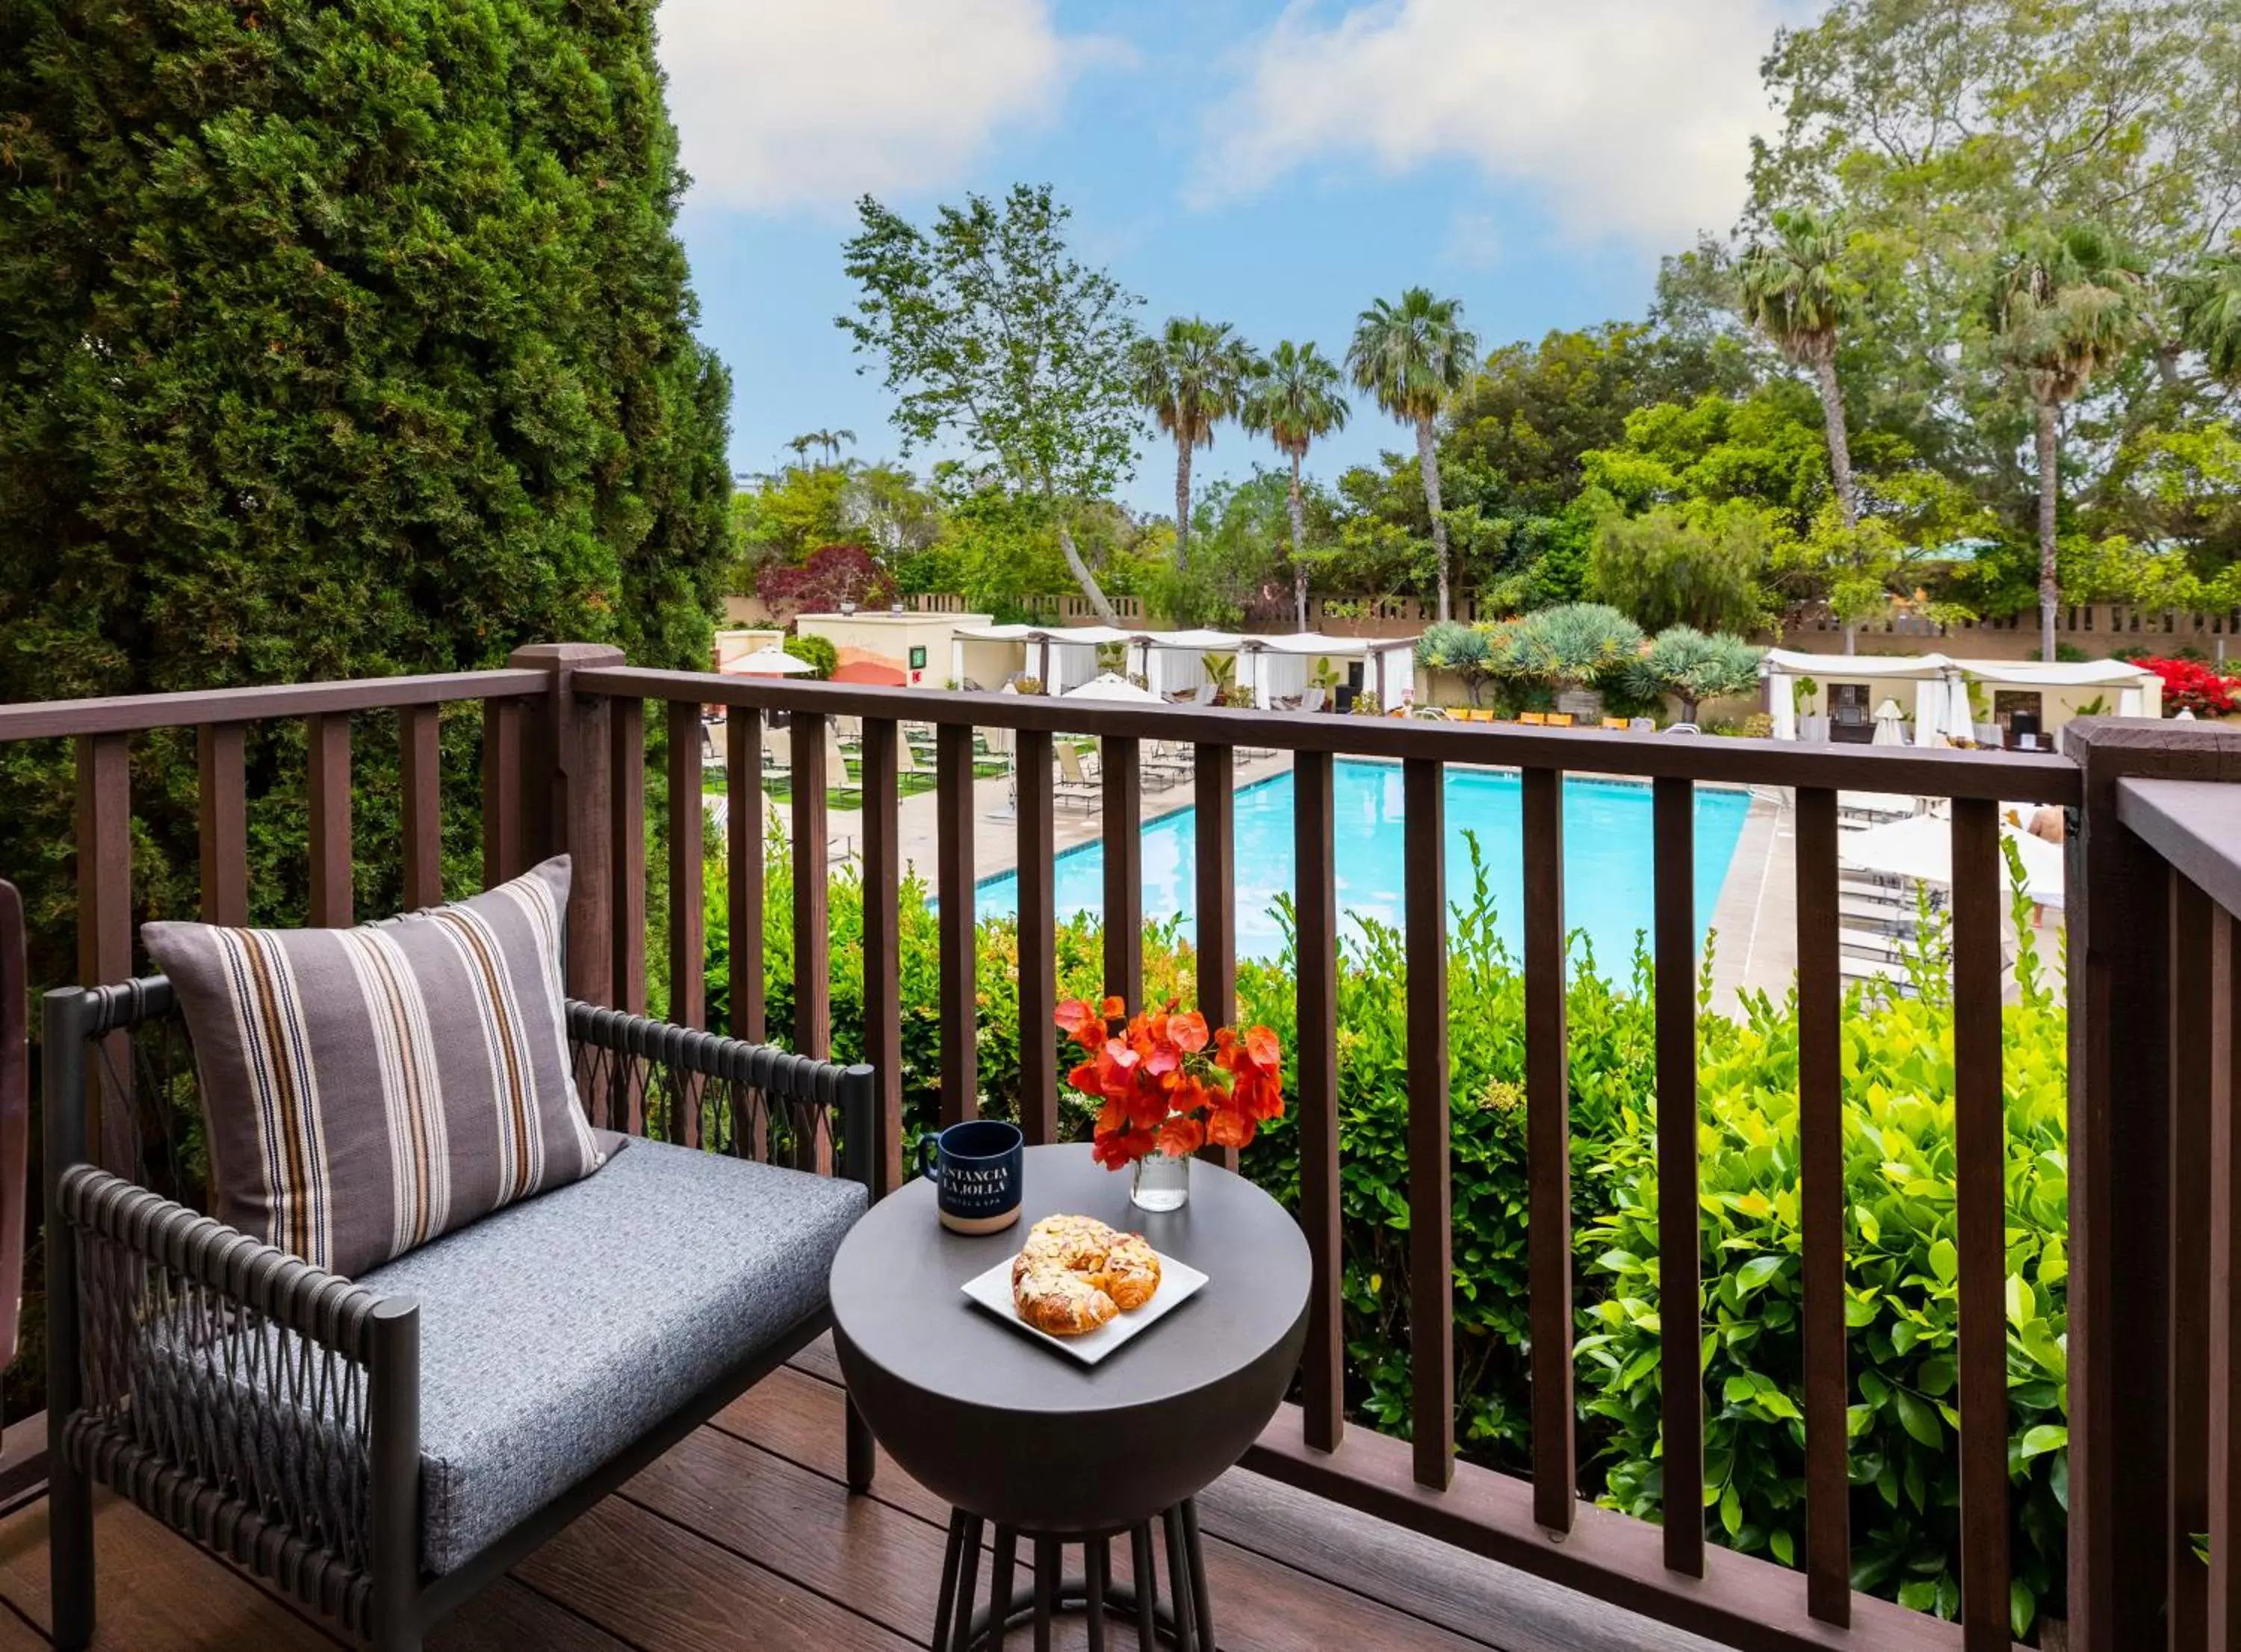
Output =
[{"x1": 43, "y1": 976, "x2": 878, "y2": 1652}]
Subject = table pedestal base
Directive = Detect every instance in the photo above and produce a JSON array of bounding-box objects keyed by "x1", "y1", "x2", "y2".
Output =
[{"x1": 932, "y1": 1499, "x2": 1213, "y2": 1651}]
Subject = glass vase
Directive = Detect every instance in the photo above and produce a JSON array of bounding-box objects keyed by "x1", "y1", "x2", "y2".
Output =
[{"x1": 1130, "y1": 1149, "x2": 1191, "y2": 1213}]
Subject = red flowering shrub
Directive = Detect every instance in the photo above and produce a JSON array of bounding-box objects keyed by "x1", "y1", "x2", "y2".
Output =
[
  {"x1": 2136, "y1": 655, "x2": 2240, "y2": 716},
  {"x1": 1055, "y1": 997, "x2": 1285, "y2": 1168},
  {"x1": 754, "y1": 544, "x2": 896, "y2": 619}
]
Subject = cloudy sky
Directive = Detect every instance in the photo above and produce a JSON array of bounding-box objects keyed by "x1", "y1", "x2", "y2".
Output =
[{"x1": 660, "y1": 0, "x2": 1808, "y2": 512}]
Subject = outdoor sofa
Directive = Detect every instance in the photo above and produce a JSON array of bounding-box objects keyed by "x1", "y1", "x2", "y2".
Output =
[{"x1": 40, "y1": 875, "x2": 876, "y2": 1652}]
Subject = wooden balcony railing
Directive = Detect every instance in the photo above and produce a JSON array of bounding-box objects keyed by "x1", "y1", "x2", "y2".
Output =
[{"x1": 1, "y1": 644, "x2": 2237, "y2": 1652}]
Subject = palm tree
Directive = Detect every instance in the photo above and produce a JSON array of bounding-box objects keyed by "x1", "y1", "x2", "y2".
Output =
[
  {"x1": 2175, "y1": 252, "x2": 2241, "y2": 385},
  {"x1": 1240, "y1": 341, "x2": 1350, "y2": 627},
  {"x1": 1346, "y1": 289, "x2": 1477, "y2": 621},
  {"x1": 1127, "y1": 318, "x2": 1256, "y2": 572},
  {"x1": 1739, "y1": 207, "x2": 1865, "y2": 650},
  {"x1": 787, "y1": 429, "x2": 856, "y2": 468},
  {"x1": 1986, "y1": 222, "x2": 2151, "y2": 663}
]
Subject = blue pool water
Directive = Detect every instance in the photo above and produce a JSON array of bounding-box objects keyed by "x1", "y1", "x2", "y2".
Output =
[{"x1": 973, "y1": 761, "x2": 1752, "y2": 966}]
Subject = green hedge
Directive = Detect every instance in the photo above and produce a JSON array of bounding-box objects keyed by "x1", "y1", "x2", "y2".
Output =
[{"x1": 703, "y1": 822, "x2": 2067, "y2": 1635}]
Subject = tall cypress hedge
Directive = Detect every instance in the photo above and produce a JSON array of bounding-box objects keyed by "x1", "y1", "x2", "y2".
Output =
[{"x1": 0, "y1": 0, "x2": 732, "y2": 974}]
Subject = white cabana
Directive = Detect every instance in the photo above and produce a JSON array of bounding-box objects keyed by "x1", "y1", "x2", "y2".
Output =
[
  {"x1": 1838, "y1": 813, "x2": 2065, "y2": 909},
  {"x1": 1035, "y1": 624, "x2": 1135, "y2": 698},
  {"x1": 1236, "y1": 633, "x2": 1420, "y2": 709},
  {"x1": 1761, "y1": 649, "x2": 2161, "y2": 747},
  {"x1": 949, "y1": 622, "x2": 1042, "y2": 692},
  {"x1": 1126, "y1": 628, "x2": 1245, "y2": 700}
]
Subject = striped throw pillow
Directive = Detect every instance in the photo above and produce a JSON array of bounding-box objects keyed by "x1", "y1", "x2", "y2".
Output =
[{"x1": 143, "y1": 857, "x2": 607, "y2": 1279}]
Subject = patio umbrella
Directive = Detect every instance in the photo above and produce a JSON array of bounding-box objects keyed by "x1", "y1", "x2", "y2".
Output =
[
  {"x1": 1838, "y1": 814, "x2": 2065, "y2": 909},
  {"x1": 1872, "y1": 698, "x2": 1906, "y2": 745},
  {"x1": 1061, "y1": 672, "x2": 1162, "y2": 704},
  {"x1": 722, "y1": 645, "x2": 817, "y2": 677}
]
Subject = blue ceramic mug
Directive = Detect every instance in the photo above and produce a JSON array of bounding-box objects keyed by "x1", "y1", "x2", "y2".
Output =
[{"x1": 917, "y1": 1119, "x2": 1025, "y2": 1234}]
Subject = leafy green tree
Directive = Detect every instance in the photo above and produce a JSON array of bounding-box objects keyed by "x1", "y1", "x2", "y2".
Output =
[
  {"x1": 1348, "y1": 288, "x2": 1478, "y2": 621},
  {"x1": 1241, "y1": 341, "x2": 1351, "y2": 626},
  {"x1": 781, "y1": 633, "x2": 838, "y2": 679},
  {"x1": 2175, "y1": 253, "x2": 2241, "y2": 385},
  {"x1": 837, "y1": 184, "x2": 1144, "y2": 621},
  {"x1": 1740, "y1": 207, "x2": 1865, "y2": 641},
  {"x1": 1128, "y1": 317, "x2": 1257, "y2": 574},
  {"x1": 0, "y1": 0, "x2": 731, "y2": 974},
  {"x1": 1153, "y1": 469, "x2": 1309, "y2": 628},
  {"x1": 1622, "y1": 626, "x2": 1765, "y2": 723},
  {"x1": 1984, "y1": 223, "x2": 2151, "y2": 661},
  {"x1": 1444, "y1": 322, "x2": 1754, "y2": 520},
  {"x1": 1588, "y1": 503, "x2": 1775, "y2": 635}
]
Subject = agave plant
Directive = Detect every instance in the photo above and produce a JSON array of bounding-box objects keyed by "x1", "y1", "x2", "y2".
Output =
[
  {"x1": 1416, "y1": 620, "x2": 1497, "y2": 704},
  {"x1": 1623, "y1": 626, "x2": 1766, "y2": 724},
  {"x1": 1506, "y1": 603, "x2": 1645, "y2": 693}
]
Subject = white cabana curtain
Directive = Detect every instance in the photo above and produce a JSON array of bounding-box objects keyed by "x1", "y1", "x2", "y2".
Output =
[
  {"x1": 1766, "y1": 671, "x2": 1797, "y2": 741},
  {"x1": 1911, "y1": 677, "x2": 1948, "y2": 748}
]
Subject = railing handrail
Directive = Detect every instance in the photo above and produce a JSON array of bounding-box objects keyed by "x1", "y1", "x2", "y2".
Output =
[
  {"x1": 0, "y1": 668, "x2": 551, "y2": 744},
  {"x1": 2116, "y1": 776, "x2": 2241, "y2": 919},
  {"x1": 577, "y1": 664, "x2": 2083, "y2": 805}
]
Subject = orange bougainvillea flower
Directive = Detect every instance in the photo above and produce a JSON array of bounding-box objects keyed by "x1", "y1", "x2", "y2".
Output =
[
  {"x1": 1054, "y1": 999, "x2": 1105, "y2": 1046},
  {"x1": 1245, "y1": 1025, "x2": 1281, "y2": 1070},
  {"x1": 1156, "y1": 1114, "x2": 1205, "y2": 1158},
  {"x1": 1061, "y1": 998, "x2": 1286, "y2": 1170}
]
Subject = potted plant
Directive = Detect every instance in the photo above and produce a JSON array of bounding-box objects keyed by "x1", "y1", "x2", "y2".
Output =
[
  {"x1": 1055, "y1": 998, "x2": 1285, "y2": 1211},
  {"x1": 1794, "y1": 675, "x2": 1826, "y2": 742}
]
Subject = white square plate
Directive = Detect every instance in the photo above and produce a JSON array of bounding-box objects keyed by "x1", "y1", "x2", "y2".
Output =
[{"x1": 960, "y1": 1247, "x2": 1209, "y2": 1366}]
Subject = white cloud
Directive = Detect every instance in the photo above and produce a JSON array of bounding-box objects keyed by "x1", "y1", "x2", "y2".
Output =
[
  {"x1": 1195, "y1": 0, "x2": 1794, "y2": 247},
  {"x1": 657, "y1": 0, "x2": 1126, "y2": 212}
]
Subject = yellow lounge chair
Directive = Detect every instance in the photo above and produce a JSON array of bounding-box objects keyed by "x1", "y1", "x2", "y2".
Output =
[
  {"x1": 1546, "y1": 712, "x2": 1575, "y2": 728},
  {"x1": 1517, "y1": 712, "x2": 1546, "y2": 727}
]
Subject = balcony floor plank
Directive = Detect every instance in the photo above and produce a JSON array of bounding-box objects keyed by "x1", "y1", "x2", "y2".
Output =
[{"x1": 1, "y1": 1340, "x2": 1753, "y2": 1651}]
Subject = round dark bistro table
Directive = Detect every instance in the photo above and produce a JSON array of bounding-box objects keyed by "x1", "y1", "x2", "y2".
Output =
[{"x1": 830, "y1": 1143, "x2": 1311, "y2": 1651}]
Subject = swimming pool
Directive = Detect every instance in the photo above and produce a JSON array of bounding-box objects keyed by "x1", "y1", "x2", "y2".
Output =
[{"x1": 973, "y1": 761, "x2": 1753, "y2": 966}]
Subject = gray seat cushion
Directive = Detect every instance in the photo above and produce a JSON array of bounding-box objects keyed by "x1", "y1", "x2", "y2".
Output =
[{"x1": 356, "y1": 1138, "x2": 867, "y2": 1573}]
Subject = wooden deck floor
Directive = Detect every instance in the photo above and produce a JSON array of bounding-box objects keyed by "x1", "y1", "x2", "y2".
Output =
[{"x1": 0, "y1": 1338, "x2": 1716, "y2": 1652}]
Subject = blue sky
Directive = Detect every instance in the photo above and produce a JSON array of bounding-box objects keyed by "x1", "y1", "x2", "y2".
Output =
[{"x1": 658, "y1": 1, "x2": 1809, "y2": 514}]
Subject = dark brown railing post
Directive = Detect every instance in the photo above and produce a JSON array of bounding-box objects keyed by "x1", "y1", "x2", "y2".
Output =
[
  {"x1": 506, "y1": 643, "x2": 622, "y2": 1008},
  {"x1": 1294, "y1": 750, "x2": 1344, "y2": 1454},
  {"x1": 1652, "y1": 775, "x2": 1703, "y2": 1578},
  {"x1": 1194, "y1": 743, "x2": 1239, "y2": 1172},
  {"x1": 1404, "y1": 757, "x2": 1454, "y2": 1491},
  {"x1": 398, "y1": 704, "x2": 443, "y2": 911},
  {"x1": 75, "y1": 733, "x2": 131, "y2": 1169},
  {"x1": 196, "y1": 723, "x2": 250, "y2": 925},
  {"x1": 1522, "y1": 766, "x2": 1573, "y2": 1534},
  {"x1": 1015, "y1": 730, "x2": 1058, "y2": 1147},
  {"x1": 860, "y1": 718, "x2": 905, "y2": 1195},
  {"x1": 934, "y1": 722, "x2": 975, "y2": 1124},
  {"x1": 2065, "y1": 719, "x2": 2241, "y2": 1648}
]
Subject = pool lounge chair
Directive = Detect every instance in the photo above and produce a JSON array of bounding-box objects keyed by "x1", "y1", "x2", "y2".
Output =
[
  {"x1": 1299, "y1": 688, "x2": 1327, "y2": 713},
  {"x1": 1518, "y1": 712, "x2": 1547, "y2": 727},
  {"x1": 825, "y1": 725, "x2": 864, "y2": 804},
  {"x1": 1143, "y1": 741, "x2": 1193, "y2": 786},
  {"x1": 1545, "y1": 712, "x2": 1574, "y2": 728},
  {"x1": 1055, "y1": 742, "x2": 1100, "y2": 810}
]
